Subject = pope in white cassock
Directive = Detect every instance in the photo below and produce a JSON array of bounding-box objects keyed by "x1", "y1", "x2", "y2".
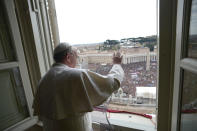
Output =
[{"x1": 33, "y1": 43, "x2": 124, "y2": 131}]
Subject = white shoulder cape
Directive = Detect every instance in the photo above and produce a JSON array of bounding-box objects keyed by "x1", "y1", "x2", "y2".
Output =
[{"x1": 33, "y1": 63, "x2": 124, "y2": 120}]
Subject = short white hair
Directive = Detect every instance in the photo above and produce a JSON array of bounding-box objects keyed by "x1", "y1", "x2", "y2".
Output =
[{"x1": 53, "y1": 42, "x2": 73, "y2": 62}]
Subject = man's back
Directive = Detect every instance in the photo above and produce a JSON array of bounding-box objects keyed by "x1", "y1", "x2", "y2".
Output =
[
  {"x1": 34, "y1": 63, "x2": 92, "y2": 119},
  {"x1": 33, "y1": 43, "x2": 124, "y2": 131}
]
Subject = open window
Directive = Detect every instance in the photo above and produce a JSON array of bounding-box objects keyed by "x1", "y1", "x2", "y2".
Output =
[
  {"x1": 2, "y1": 0, "x2": 194, "y2": 130},
  {"x1": 172, "y1": 0, "x2": 197, "y2": 130},
  {"x1": 55, "y1": 0, "x2": 157, "y2": 130}
]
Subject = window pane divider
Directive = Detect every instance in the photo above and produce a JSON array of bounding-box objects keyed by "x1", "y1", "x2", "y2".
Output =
[
  {"x1": 180, "y1": 58, "x2": 197, "y2": 73},
  {"x1": 0, "y1": 62, "x2": 18, "y2": 70}
]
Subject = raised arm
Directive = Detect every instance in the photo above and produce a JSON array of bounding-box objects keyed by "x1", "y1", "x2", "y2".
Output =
[
  {"x1": 80, "y1": 52, "x2": 124, "y2": 107},
  {"x1": 108, "y1": 52, "x2": 124, "y2": 83}
]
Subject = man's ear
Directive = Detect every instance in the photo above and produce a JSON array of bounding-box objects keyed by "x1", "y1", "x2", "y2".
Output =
[{"x1": 66, "y1": 55, "x2": 71, "y2": 63}]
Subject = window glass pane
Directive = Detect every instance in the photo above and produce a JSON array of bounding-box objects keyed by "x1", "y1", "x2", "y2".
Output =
[
  {"x1": 180, "y1": 70, "x2": 197, "y2": 131},
  {"x1": 188, "y1": 0, "x2": 197, "y2": 58},
  {"x1": 0, "y1": 68, "x2": 29, "y2": 130},
  {"x1": 0, "y1": 2, "x2": 16, "y2": 63},
  {"x1": 0, "y1": 42, "x2": 6, "y2": 61}
]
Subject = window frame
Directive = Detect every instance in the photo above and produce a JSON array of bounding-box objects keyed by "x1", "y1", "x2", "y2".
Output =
[
  {"x1": 171, "y1": 0, "x2": 197, "y2": 130},
  {"x1": 2, "y1": 0, "x2": 34, "y2": 117},
  {"x1": 1, "y1": 0, "x2": 37, "y2": 130},
  {"x1": 156, "y1": 0, "x2": 178, "y2": 130}
]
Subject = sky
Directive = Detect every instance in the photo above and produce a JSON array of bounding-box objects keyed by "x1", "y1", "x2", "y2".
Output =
[{"x1": 55, "y1": 0, "x2": 157, "y2": 45}]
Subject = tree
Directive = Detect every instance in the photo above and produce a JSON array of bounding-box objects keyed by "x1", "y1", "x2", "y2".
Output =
[
  {"x1": 144, "y1": 42, "x2": 157, "y2": 51},
  {"x1": 103, "y1": 39, "x2": 120, "y2": 50}
]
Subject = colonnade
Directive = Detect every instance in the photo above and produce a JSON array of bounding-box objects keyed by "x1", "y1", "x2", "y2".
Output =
[{"x1": 78, "y1": 52, "x2": 157, "y2": 70}]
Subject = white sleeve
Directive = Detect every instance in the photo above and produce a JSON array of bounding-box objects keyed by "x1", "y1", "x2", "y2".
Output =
[{"x1": 108, "y1": 64, "x2": 124, "y2": 83}]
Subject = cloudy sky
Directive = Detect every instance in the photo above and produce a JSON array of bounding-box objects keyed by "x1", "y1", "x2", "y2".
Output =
[{"x1": 55, "y1": 0, "x2": 157, "y2": 45}]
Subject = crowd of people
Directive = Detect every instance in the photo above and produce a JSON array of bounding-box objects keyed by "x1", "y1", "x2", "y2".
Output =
[{"x1": 88, "y1": 61, "x2": 157, "y2": 98}]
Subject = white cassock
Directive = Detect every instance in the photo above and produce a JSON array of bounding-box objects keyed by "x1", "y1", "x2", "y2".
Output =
[{"x1": 33, "y1": 63, "x2": 124, "y2": 131}]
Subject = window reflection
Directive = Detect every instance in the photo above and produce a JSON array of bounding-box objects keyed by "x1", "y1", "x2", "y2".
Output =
[
  {"x1": 0, "y1": 3, "x2": 16, "y2": 63},
  {"x1": 180, "y1": 70, "x2": 197, "y2": 131},
  {"x1": 188, "y1": 0, "x2": 197, "y2": 58},
  {"x1": 0, "y1": 68, "x2": 29, "y2": 130}
]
